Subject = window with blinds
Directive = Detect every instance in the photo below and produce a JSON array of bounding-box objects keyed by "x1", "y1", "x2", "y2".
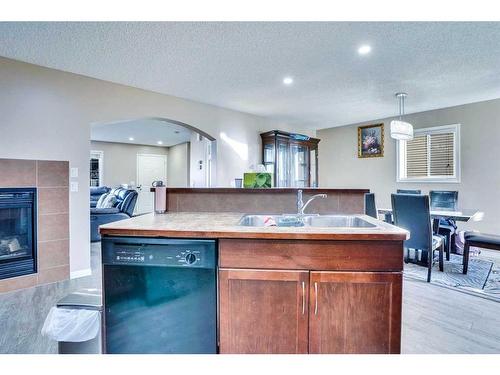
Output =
[{"x1": 397, "y1": 124, "x2": 460, "y2": 182}]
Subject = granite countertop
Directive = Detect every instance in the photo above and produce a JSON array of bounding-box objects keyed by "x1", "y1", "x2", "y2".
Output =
[{"x1": 99, "y1": 212, "x2": 409, "y2": 241}]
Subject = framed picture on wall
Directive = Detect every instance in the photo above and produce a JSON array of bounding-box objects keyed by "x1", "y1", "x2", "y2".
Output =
[{"x1": 358, "y1": 123, "x2": 384, "y2": 158}]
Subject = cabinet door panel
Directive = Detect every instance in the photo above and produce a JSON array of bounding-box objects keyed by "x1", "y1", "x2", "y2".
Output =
[
  {"x1": 219, "y1": 269, "x2": 309, "y2": 354},
  {"x1": 309, "y1": 272, "x2": 402, "y2": 354}
]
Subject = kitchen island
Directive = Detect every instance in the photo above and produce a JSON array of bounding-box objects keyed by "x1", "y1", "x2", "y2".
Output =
[{"x1": 100, "y1": 212, "x2": 408, "y2": 354}]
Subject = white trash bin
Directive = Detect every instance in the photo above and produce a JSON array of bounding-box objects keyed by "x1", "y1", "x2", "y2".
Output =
[{"x1": 42, "y1": 289, "x2": 102, "y2": 354}]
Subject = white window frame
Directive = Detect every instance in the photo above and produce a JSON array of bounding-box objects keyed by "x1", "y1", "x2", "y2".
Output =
[{"x1": 397, "y1": 124, "x2": 461, "y2": 183}]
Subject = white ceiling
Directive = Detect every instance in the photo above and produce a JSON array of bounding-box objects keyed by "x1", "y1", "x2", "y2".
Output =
[
  {"x1": 91, "y1": 118, "x2": 193, "y2": 147},
  {"x1": 1, "y1": 22, "x2": 500, "y2": 129}
]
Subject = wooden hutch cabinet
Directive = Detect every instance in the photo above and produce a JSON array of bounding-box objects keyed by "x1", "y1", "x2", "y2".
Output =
[{"x1": 260, "y1": 130, "x2": 320, "y2": 187}]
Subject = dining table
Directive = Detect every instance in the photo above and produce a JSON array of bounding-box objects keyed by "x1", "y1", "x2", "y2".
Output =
[
  {"x1": 377, "y1": 207, "x2": 484, "y2": 223},
  {"x1": 378, "y1": 206, "x2": 484, "y2": 267}
]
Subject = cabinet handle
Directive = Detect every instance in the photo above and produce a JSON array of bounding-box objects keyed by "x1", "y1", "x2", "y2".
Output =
[
  {"x1": 301, "y1": 281, "x2": 305, "y2": 315},
  {"x1": 314, "y1": 282, "x2": 318, "y2": 315}
]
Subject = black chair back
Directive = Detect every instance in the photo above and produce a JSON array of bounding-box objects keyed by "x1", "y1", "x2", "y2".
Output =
[
  {"x1": 364, "y1": 193, "x2": 377, "y2": 219},
  {"x1": 397, "y1": 189, "x2": 421, "y2": 194},
  {"x1": 391, "y1": 193, "x2": 432, "y2": 251},
  {"x1": 429, "y1": 190, "x2": 458, "y2": 210}
]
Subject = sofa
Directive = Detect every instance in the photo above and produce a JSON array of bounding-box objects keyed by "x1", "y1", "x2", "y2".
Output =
[{"x1": 90, "y1": 187, "x2": 138, "y2": 242}]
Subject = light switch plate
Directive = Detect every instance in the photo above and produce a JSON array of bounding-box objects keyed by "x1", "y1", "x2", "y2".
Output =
[
  {"x1": 70, "y1": 167, "x2": 79, "y2": 178},
  {"x1": 70, "y1": 181, "x2": 79, "y2": 192}
]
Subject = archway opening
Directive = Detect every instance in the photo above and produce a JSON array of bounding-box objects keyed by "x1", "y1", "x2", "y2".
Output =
[{"x1": 89, "y1": 117, "x2": 217, "y2": 214}]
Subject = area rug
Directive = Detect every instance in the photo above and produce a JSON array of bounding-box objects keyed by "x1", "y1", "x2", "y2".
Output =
[{"x1": 404, "y1": 253, "x2": 500, "y2": 302}]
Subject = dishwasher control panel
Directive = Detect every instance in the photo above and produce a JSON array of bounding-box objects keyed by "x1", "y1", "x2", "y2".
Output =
[{"x1": 102, "y1": 237, "x2": 216, "y2": 268}]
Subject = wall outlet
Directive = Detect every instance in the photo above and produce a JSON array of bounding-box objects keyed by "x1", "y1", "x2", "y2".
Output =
[
  {"x1": 70, "y1": 167, "x2": 79, "y2": 178},
  {"x1": 70, "y1": 181, "x2": 79, "y2": 192}
]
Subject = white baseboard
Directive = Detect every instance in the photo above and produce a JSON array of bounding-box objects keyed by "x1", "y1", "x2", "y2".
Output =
[{"x1": 70, "y1": 268, "x2": 92, "y2": 279}]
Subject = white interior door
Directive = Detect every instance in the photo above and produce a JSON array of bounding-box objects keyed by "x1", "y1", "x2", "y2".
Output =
[{"x1": 136, "y1": 153, "x2": 167, "y2": 214}]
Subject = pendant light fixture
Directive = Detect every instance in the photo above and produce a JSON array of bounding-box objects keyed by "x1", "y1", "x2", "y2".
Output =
[{"x1": 390, "y1": 92, "x2": 414, "y2": 140}]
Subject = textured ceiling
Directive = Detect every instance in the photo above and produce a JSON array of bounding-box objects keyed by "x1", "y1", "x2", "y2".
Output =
[
  {"x1": 1, "y1": 22, "x2": 500, "y2": 129},
  {"x1": 91, "y1": 118, "x2": 193, "y2": 147}
]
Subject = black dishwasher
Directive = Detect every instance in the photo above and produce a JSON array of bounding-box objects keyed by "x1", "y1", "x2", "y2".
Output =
[{"x1": 102, "y1": 237, "x2": 217, "y2": 354}]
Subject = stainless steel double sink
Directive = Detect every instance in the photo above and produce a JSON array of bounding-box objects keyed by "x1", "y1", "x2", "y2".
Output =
[{"x1": 238, "y1": 214, "x2": 376, "y2": 228}]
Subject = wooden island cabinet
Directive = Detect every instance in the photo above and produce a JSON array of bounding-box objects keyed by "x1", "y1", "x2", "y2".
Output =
[
  {"x1": 99, "y1": 211, "x2": 407, "y2": 355},
  {"x1": 308, "y1": 271, "x2": 402, "y2": 354},
  {"x1": 218, "y1": 239, "x2": 403, "y2": 354},
  {"x1": 219, "y1": 269, "x2": 309, "y2": 354}
]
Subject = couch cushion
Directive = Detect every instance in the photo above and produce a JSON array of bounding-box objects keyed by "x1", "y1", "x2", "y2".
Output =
[
  {"x1": 103, "y1": 194, "x2": 117, "y2": 208},
  {"x1": 109, "y1": 187, "x2": 122, "y2": 196},
  {"x1": 116, "y1": 188, "x2": 130, "y2": 201},
  {"x1": 96, "y1": 193, "x2": 108, "y2": 208},
  {"x1": 90, "y1": 207, "x2": 120, "y2": 215},
  {"x1": 97, "y1": 193, "x2": 117, "y2": 208}
]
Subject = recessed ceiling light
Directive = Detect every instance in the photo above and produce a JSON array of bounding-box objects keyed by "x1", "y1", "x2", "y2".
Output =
[
  {"x1": 283, "y1": 76, "x2": 294, "y2": 85},
  {"x1": 157, "y1": 141, "x2": 163, "y2": 145},
  {"x1": 358, "y1": 45, "x2": 371, "y2": 55},
  {"x1": 128, "y1": 137, "x2": 134, "y2": 141}
]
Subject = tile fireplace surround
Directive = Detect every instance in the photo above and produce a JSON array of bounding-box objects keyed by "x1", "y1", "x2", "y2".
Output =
[{"x1": 0, "y1": 158, "x2": 69, "y2": 293}]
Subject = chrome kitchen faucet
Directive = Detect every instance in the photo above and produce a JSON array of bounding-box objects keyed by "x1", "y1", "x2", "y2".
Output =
[{"x1": 296, "y1": 189, "x2": 328, "y2": 215}]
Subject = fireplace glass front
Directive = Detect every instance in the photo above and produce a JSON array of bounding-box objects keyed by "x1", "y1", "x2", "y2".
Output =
[{"x1": 0, "y1": 188, "x2": 37, "y2": 280}]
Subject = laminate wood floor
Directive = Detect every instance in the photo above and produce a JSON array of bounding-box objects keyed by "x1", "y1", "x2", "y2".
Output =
[{"x1": 402, "y1": 250, "x2": 500, "y2": 354}]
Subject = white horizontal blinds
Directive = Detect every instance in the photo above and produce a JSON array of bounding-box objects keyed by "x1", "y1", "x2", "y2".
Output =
[
  {"x1": 405, "y1": 132, "x2": 455, "y2": 178},
  {"x1": 430, "y1": 132, "x2": 455, "y2": 176},
  {"x1": 406, "y1": 135, "x2": 428, "y2": 178},
  {"x1": 398, "y1": 124, "x2": 459, "y2": 182}
]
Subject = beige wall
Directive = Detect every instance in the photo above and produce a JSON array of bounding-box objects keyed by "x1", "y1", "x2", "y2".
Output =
[
  {"x1": 0, "y1": 57, "x2": 312, "y2": 275},
  {"x1": 167, "y1": 142, "x2": 190, "y2": 187},
  {"x1": 318, "y1": 98, "x2": 500, "y2": 233},
  {"x1": 90, "y1": 141, "x2": 169, "y2": 188}
]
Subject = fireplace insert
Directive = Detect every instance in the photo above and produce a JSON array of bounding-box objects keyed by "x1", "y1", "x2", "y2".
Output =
[{"x1": 0, "y1": 188, "x2": 37, "y2": 280}]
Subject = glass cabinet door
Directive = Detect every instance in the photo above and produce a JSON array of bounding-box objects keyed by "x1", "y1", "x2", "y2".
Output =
[
  {"x1": 289, "y1": 143, "x2": 309, "y2": 187},
  {"x1": 276, "y1": 141, "x2": 289, "y2": 187},
  {"x1": 263, "y1": 143, "x2": 275, "y2": 174}
]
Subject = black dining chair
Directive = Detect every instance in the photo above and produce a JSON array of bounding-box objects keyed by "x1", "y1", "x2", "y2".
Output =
[
  {"x1": 365, "y1": 193, "x2": 392, "y2": 223},
  {"x1": 397, "y1": 189, "x2": 422, "y2": 194},
  {"x1": 382, "y1": 190, "x2": 422, "y2": 224},
  {"x1": 429, "y1": 190, "x2": 458, "y2": 210},
  {"x1": 364, "y1": 193, "x2": 378, "y2": 219},
  {"x1": 430, "y1": 190, "x2": 459, "y2": 261},
  {"x1": 391, "y1": 193, "x2": 445, "y2": 282}
]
